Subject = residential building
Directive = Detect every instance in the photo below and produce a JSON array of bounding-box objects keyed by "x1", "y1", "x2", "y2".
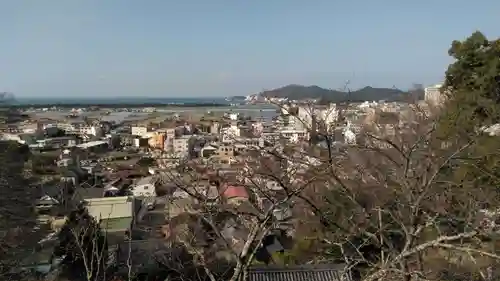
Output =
[
  {"x1": 425, "y1": 83, "x2": 445, "y2": 106},
  {"x1": 84, "y1": 196, "x2": 134, "y2": 234},
  {"x1": 28, "y1": 136, "x2": 78, "y2": 150},
  {"x1": 164, "y1": 128, "x2": 176, "y2": 153},
  {"x1": 173, "y1": 135, "x2": 190, "y2": 156},
  {"x1": 131, "y1": 126, "x2": 149, "y2": 137},
  {"x1": 113, "y1": 133, "x2": 135, "y2": 147},
  {"x1": 221, "y1": 184, "x2": 249, "y2": 205},
  {"x1": 210, "y1": 121, "x2": 220, "y2": 134},
  {"x1": 79, "y1": 125, "x2": 103, "y2": 137},
  {"x1": 278, "y1": 129, "x2": 308, "y2": 143},
  {"x1": 148, "y1": 132, "x2": 166, "y2": 150},
  {"x1": 45, "y1": 122, "x2": 78, "y2": 134},
  {"x1": 217, "y1": 143, "x2": 235, "y2": 157},
  {"x1": 46, "y1": 122, "x2": 102, "y2": 137},
  {"x1": 201, "y1": 144, "x2": 218, "y2": 158},
  {"x1": 19, "y1": 122, "x2": 38, "y2": 133},
  {"x1": 130, "y1": 176, "x2": 157, "y2": 197},
  {"x1": 221, "y1": 123, "x2": 240, "y2": 142}
]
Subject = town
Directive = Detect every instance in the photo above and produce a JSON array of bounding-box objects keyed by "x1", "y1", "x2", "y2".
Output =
[
  {"x1": 0, "y1": 83, "x2": 447, "y2": 280},
  {"x1": 1, "y1": 4, "x2": 499, "y2": 278}
]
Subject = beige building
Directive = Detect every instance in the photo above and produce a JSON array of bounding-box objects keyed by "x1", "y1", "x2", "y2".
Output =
[
  {"x1": 131, "y1": 126, "x2": 149, "y2": 137},
  {"x1": 164, "y1": 128, "x2": 176, "y2": 152},
  {"x1": 217, "y1": 143, "x2": 235, "y2": 157},
  {"x1": 173, "y1": 135, "x2": 190, "y2": 156}
]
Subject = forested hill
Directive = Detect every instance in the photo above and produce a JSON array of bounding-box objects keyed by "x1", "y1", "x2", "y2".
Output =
[{"x1": 260, "y1": 84, "x2": 423, "y2": 102}]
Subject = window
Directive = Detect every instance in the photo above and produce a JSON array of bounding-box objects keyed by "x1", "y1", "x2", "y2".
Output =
[{"x1": 144, "y1": 186, "x2": 149, "y2": 190}]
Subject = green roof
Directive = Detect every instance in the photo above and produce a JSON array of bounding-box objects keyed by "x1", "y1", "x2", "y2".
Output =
[{"x1": 100, "y1": 217, "x2": 132, "y2": 233}]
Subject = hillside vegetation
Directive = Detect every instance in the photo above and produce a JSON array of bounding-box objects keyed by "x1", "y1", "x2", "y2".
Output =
[{"x1": 261, "y1": 84, "x2": 423, "y2": 102}]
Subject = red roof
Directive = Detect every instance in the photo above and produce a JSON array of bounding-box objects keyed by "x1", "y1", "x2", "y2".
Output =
[{"x1": 222, "y1": 185, "x2": 249, "y2": 199}]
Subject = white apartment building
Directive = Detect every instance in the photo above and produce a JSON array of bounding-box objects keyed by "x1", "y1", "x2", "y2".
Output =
[
  {"x1": 131, "y1": 126, "x2": 149, "y2": 137},
  {"x1": 279, "y1": 129, "x2": 308, "y2": 143},
  {"x1": 425, "y1": 84, "x2": 445, "y2": 106},
  {"x1": 79, "y1": 125, "x2": 102, "y2": 136}
]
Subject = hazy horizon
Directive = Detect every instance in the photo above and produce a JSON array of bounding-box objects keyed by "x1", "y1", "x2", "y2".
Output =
[
  {"x1": 1, "y1": 1, "x2": 499, "y2": 98},
  {"x1": 11, "y1": 84, "x2": 417, "y2": 100}
]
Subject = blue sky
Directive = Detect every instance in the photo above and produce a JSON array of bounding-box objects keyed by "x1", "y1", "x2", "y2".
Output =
[{"x1": 0, "y1": 0, "x2": 499, "y2": 98}]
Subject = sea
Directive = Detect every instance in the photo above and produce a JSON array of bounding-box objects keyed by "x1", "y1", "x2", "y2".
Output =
[{"x1": 13, "y1": 96, "x2": 230, "y2": 105}]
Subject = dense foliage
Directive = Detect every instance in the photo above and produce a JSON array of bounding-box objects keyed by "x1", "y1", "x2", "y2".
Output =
[
  {"x1": 0, "y1": 141, "x2": 41, "y2": 276},
  {"x1": 261, "y1": 84, "x2": 410, "y2": 102},
  {"x1": 442, "y1": 31, "x2": 500, "y2": 130},
  {"x1": 441, "y1": 32, "x2": 500, "y2": 214}
]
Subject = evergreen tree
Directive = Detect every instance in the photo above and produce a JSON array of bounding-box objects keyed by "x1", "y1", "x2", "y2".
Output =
[
  {"x1": 0, "y1": 141, "x2": 41, "y2": 276},
  {"x1": 442, "y1": 31, "x2": 500, "y2": 132}
]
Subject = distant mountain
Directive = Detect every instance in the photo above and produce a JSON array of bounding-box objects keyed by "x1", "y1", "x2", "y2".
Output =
[{"x1": 260, "y1": 84, "x2": 418, "y2": 102}]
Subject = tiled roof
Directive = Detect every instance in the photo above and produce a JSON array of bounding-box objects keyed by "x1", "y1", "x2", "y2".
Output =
[
  {"x1": 248, "y1": 264, "x2": 351, "y2": 281},
  {"x1": 222, "y1": 185, "x2": 249, "y2": 199}
]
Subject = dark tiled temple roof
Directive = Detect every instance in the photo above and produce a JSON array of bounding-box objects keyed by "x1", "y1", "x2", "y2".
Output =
[{"x1": 248, "y1": 264, "x2": 351, "y2": 281}]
